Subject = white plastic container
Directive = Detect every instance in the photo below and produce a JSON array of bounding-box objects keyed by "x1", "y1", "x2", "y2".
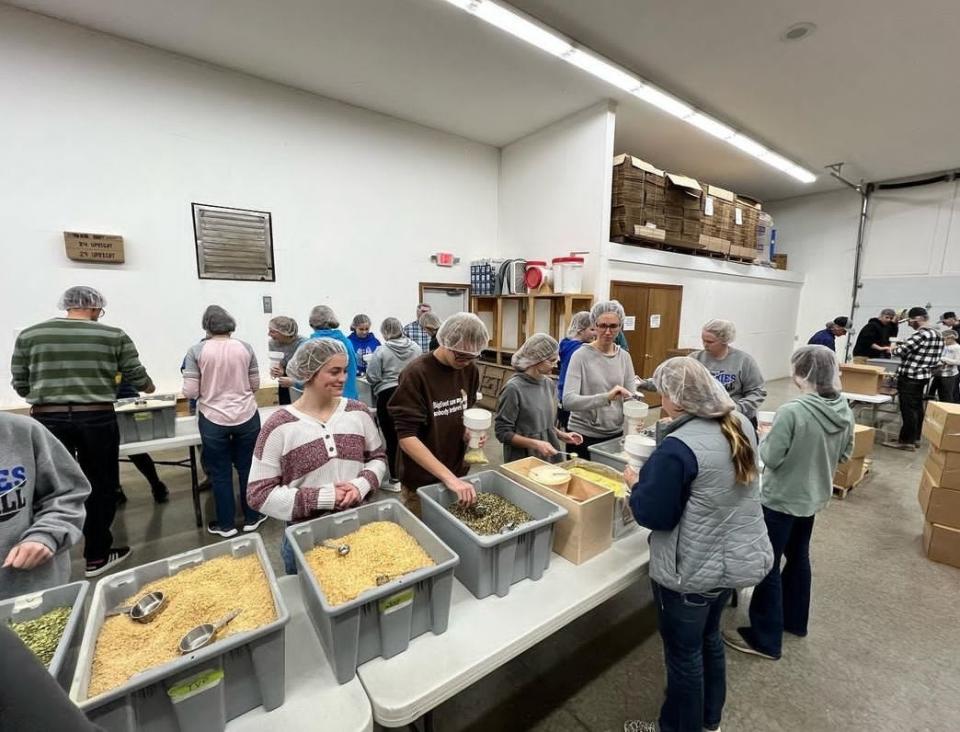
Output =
[
  {"x1": 524, "y1": 261, "x2": 553, "y2": 293},
  {"x1": 463, "y1": 408, "x2": 492, "y2": 449},
  {"x1": 757, "y1": 411, "x2": 776, "y2": 428},
  {"x1": 551, "y1": 256, "x2": 585, "y2": 294},
  {"x1": 623, "y1": 434, "x2": 656, "y2": 467},
  {"x1": 622, "y1": 400, "x2": 649, "y2": 436}
]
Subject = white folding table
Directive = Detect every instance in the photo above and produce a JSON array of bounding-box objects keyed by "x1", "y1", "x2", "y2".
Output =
[
  {"x1": 842, "y1": 391, "x2": 894, "y2": 427},
  {"x1": 357, "y1": 528, "x2": 651, "y2": 729}
]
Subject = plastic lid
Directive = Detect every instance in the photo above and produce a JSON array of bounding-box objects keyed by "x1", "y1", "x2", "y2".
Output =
[
  {"x1": 524, "y1": 268, "x2": 544, "y2": 288},
  {"x1": 552, "y1": 256, "x2": 585, "y2": 264},
  {"x1": 526, "y1": 260, "x2": 547, "y2": 266}
]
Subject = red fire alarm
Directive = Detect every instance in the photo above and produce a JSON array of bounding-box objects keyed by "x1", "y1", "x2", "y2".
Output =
[{"x1": 431, "y1": 252, "x2": 459, "y2": 267}]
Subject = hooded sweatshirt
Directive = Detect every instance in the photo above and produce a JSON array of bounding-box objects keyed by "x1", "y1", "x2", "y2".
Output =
[
  {"x1": 309, "y1": 329, "x2": 359, "y2": 399},
  {"x1": 853, "y1": 318, "x2": 897, "y2": 358},
  {"x1": 759, "y1": 393, "x2": 854, "y2": 517},
  {"x1": 366, "y1": 337, "x2": 422, "y2": 396},
  {"x1": 557, "y1": 337, "x2": 585, "y2": 403},
  {"x1": 691, "y1": 348, "x2": 767, "y2": 419},
  {"x1": 347, "y1": 332, "x2": 382, "y2": 376},
  {"x1": 495, "y1": 373, "x2": 564, "y2": 463}
]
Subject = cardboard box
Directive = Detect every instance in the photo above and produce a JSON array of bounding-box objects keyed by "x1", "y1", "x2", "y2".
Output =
[
  {"x1": 918, "y1": 469, "x2": 960, "y2": 527},
  {"x1": 839, "y1": 363, "x2": 886, "y2": 396},
  {"x1": 833, "y1": 457, "x2": 866, "y2": 488},
  {"x1": 500, "y1": 457, "x2": 614, "y2": 564},
  {"x1": 922, "y1": 521, "x2": 960, "y2": 568},
  {"x1": 851, "y1": 424, "x2": 876, "y2": 459},
  {"x1": 922, "y1": 401, "x2": 960, "y2": 452},
  {"x1": 632, "y1": 225, "x2": 666, "y2": 241},
  {"x1": 699, "y1": 234, "x2": 731, "y2": 255},
  {"x1": 925, "y1": 445, "x2": 960, "y2": 489},
  {"x1": 771, "y1": 253, "x2": 788, "y2": 270}
]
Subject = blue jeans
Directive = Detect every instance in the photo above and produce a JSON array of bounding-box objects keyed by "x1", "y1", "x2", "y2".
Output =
[
  {"x1": 652, "y1": 580, "x2": 731, "y2": 732},
  {"x1": 280, "y1": 531, "x2": 298, "y2": 576},
  {"x1": 744, "y1": 506, "x2": 815, "y2": 657},
  {"x1": 198, "y1": 412, "x2": 262, "y2": 530}
]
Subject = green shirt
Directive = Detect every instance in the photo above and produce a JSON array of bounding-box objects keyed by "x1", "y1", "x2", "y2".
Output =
[{"x1": 11, "y1": 318, "x2": 151, "y2": 404}]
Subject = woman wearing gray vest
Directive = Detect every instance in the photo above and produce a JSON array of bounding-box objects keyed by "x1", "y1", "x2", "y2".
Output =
[
  {"x1": 623, "y1": 357, "x2": 773, "y2": 732},
  {"x1": 724, "y1": 346, "x2": 853, "y2": 661}
]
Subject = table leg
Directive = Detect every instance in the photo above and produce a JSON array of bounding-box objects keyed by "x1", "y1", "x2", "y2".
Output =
[
  {"x1": 406, "y1": 711, "x2": 435, "y2": 732},
  {"x1": 189, "y1": 446, "x2": 202, "y2": 527}
]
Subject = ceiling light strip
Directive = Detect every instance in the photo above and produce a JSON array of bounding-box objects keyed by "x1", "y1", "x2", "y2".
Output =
[{"x1": 442, "y1": 0, "x2": 815, "y2": 183}]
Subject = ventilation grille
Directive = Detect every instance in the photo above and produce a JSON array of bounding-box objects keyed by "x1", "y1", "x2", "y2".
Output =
[{"x1": 192, "y1": 203, "x2": 275, "y2": 281}]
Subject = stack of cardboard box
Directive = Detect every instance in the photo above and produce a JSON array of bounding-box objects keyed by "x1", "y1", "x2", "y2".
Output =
[
  {"x1": 699, "y1": 185, "x2": 735, "y2": 255},
  {"x1": 732, "y1": 196, "x2": 762, "y2": 260},
  {"x1": 610, "y1": 154, "x2": 666, "y2": 239},
  {"x1": 919, "y1": 402, "x2": 960, "y2": 568},
  {"x1": 833, "y1": 424, "x2": 875, "y2": 494},
  {"x1": 664, "y1": 173, "x2": 704, "y2": 249}
]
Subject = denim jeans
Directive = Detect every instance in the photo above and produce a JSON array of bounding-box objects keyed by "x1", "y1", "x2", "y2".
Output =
[
  {"x1": 198, "y1": 411, "x2": 262, "y2": 530},
  {"x1": 280, "y1": 531, "x2": 298, "y2": 576},
  {"x1": 652, "y1": 580, "x2": 731, "y2": 732},
  {"x1": 744, "y1": 506, "x2": 816, "y2": 657}
]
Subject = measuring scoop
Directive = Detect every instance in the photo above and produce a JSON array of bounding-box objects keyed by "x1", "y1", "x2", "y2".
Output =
[
  {"x1": 106, "y1": 591, "x2": 167, "y2": 623},
  {"x1": 319, "y1": 540, "x2": 350, "y2": 557},
  {"x1": 178, "y1": 609, "x2": 241, "y2": 654}
]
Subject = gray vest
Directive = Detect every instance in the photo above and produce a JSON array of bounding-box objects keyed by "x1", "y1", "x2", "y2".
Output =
[{"x1": 648, "y1": 412, "x2": 773, "y2": 594}]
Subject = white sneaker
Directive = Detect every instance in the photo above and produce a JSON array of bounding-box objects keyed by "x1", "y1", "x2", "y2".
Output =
[
  {"x1": 381, "y1": 479, "x2": 402, "y2": 493},
  {"x1": 243, "y1": 515, "x2": 269, "y2": 533},
  {"x1": 624, "y1": 722, "x2": 657, "y2": 732}
]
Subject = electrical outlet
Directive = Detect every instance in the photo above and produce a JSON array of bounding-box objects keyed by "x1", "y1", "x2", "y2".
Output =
[{"x1": 262, "y1": 296, "x2": 273, "y2": 314}]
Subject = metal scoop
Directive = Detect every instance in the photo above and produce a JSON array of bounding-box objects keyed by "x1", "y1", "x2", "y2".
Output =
[
  {"x1": 499, "y1": 522, "x2": 518, "y2": 534},
  {"x1": 106, "y1": 591, "x2": 167, "y2": 623},
  {"x1": 178, "y1": 609, "x2": 241, "y2": 654},
  {"x1": 319, "y1": 540, "x2": 350, "y2": 557}
]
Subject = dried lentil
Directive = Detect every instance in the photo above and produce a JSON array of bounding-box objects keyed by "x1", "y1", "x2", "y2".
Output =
[{"x1": 449, "y1": 493, "x2": 531, "y2": 535}]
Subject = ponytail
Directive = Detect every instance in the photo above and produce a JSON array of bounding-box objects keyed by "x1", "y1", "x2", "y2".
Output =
[{"x1": 719, "y1": 412, "x2": 758, "y2": 485}]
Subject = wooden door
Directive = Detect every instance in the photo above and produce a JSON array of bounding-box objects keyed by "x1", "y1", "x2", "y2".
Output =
[{"x1": 609, "y1": 282, "x2": 683, "y2": 407}]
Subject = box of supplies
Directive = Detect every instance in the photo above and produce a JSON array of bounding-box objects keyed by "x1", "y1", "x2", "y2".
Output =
[
  {"x1": 852, "y1": 424, "x2": 877, "y2": 459},
  {"x1": 839, "y1": 364, "x2": 886, "y2": 396},
  {"x1": 833, "y1": 457, "x2": 866, "y2": 488},
  {"x1": 924, "y1": 445, "x2": 960, "y2": 489},
  {"x1": 922, "y1": 401, "x2": 960, "y2": 452},
  {"x1": 919, "y1": 469, "x2": 960, "y2": 527},
  {"x1": 923, "y1": 521, "x2": 960, "y2": 568}
]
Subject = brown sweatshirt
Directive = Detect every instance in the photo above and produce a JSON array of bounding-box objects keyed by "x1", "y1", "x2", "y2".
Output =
[{"x1": 388, "y1": 353, "x2": 480, "y2": 489}]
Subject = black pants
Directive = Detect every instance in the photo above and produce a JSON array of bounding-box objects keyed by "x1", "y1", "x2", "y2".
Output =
[
  {"x1": 569, "y1": 432, "x2": 621, "y2": 460},
  {"x1": 278, "y1": 386, "x2": 292, "y2": 405},
  {"x1": 34, "y1": 410, "x2": 119, "y2": 562},
  {"x1": 376, "y1": 387, "x2": 399, "y2": 478},
  {"x1": 930, "y1": 374, "x2": 959, "y2": 404},
  {"x1": 557, "y1": 407, "x2": 571, "y2": 431},
  {"x1": 897, "y1": 376, "x2": 928, "y2": 444},
  {"x1": 128, "y1": 453, "x2": 162, "y2": 489}
]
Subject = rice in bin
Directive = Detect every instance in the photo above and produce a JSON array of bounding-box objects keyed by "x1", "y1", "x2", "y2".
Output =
[
  {"x1": 304, "y1": 522, "x2": 435, "y2": 606},
  {"x1": 88, "y1": 554, "x2": 276, "y2": 698}
]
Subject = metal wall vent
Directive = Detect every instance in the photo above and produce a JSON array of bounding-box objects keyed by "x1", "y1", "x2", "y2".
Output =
[{"x1": 192, "y1": 203, "x2": 275, "y2": 281}]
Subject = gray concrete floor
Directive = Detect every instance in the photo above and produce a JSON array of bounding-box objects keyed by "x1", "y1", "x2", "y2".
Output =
[{"x1": 73, "y1": 379, "x2": 960, "y2": 731}]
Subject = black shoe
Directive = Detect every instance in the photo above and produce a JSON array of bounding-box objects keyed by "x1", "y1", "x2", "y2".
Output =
[
  {"x1": 152, "y1": 483, "x2": 169, "y2": 504},
  {"x1": 242, "y1": 515, "x2": 268, "y2": 533},
  {"x1": 115, "y1": 487, "x2": 128, "y2": 506},
  {"x1": 197, "y1": 479, "x2": 212, "y2": 492},
  {"x1": 206, "y1": 521, "x2": 238, "y2": 538},
  {"x1": 85, "y1": 546, "x2": 132, "y2": 578}
]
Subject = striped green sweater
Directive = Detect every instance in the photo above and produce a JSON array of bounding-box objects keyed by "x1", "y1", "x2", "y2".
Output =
[{"x1": 11, "y1": 318, "x2": 152, "y2": 404}]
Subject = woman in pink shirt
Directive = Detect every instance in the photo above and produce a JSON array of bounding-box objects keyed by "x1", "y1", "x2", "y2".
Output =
[{"x1": 182, "y1": 306, "x2": 263, "y2": 538}]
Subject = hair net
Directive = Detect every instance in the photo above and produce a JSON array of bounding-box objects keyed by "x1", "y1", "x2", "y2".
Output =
[
  {"x1": 511, "y1": 334, "x2": 559, "y2": 371},
  {"x1": 419, "y1": 312, "x2": 441, "y2": 331},
  {"x1": 653, "y1": 357, "x2": 735, "y2": 418},
  {"x1": 381, "y1": 317, "x2": 404, "y2": 340},
  {"x1": 790, "y1": 345, "x2": 842, "y2": 397},
  {"x1": 201, "y1": 305, "x2": 236, "y2": 335},
  {"x1": 59, "y1": 286, "x2": 105, "y2": 310},
  {"x1": 350, "y1": 313, "x2": 371, "y2": 330},
  {"x1": 567, "y1": 311, "x2": 593, "y2": 338},
  {"x1": 309, "y1": 305, "x2": 339, "y2": 330},
  {"x1": 702, "y1": 319, "x2": 736, "y2": 344},
  {"x1": 590, "y1": 300, "x2": 625, "y2": 325},
  {"x1": 286, "y1": 337, "x2": 347, "y2": 383},
  {"x1": 268, "y1": 316, "x2": 298, "y2": 338},
  {"x1": 437, "y1": 312, "x2": 489, "y2": 355},
  {"x1": 943, "y1": 330, "x2": 958, "y2": 341},
  {"x1": 880, "y1": 308, "x2": 897, "y2": 317}
]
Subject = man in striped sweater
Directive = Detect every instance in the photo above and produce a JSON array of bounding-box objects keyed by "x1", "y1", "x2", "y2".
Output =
[{"x1": 10, "y1": 286, "x2": 155, "y2": 578}]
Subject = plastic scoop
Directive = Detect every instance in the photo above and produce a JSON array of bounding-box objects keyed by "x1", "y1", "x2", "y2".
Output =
[
  {"x1": 178, "y1": 609, "x2": 241, "y2": 654},
  {"x1": 106, "y1": 591, "x2": 167, "y2": 623}
]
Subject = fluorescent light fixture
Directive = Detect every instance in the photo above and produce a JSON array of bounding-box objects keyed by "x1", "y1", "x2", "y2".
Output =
[{"x1": 440, "y1": 0, "x2": 815, "y2": 183}]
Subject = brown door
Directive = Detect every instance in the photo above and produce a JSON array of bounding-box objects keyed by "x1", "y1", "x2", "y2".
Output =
[{"x1": 609, "y1": 282, "x2": 683, "y2": 408}]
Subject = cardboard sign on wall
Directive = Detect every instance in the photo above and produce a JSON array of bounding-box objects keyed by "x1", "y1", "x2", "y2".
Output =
[{"x1": 64, "y1": 232, "x2": 125, "y2": 263}]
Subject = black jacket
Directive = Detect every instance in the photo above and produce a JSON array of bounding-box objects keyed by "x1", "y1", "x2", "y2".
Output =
[{"x1": 853, "y1": 318, "x2": 898, "y2": 358}]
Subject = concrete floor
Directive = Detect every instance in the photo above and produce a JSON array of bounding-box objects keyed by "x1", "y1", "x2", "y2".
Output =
[{"x1": 73, "y1": 379, "x2": 960, "y2": 731}]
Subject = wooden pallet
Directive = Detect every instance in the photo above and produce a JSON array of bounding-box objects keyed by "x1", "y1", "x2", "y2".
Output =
[{"x1": 832, "y1": 460, "x2": 872, "y2": 499}]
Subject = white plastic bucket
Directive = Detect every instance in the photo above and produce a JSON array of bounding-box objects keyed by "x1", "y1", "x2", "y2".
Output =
[
  {"x1": 622, "y1": 400, "x2": 649, "y2": 435},
  {"x1": 623, "y1": 434, "x2": 656, "y2": 467},
  {"x1": 551, "y1": 256, "x2": 584, "y2": 294},
  {"x1": 463, "y1": 408, "x2": 492, "y2": 448}
]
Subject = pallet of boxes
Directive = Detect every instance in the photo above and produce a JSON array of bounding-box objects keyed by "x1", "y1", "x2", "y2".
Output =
[
  {"x1": 610, "y1": 154, "x2": 667, "y2": 245},
  {"x1": 833, "y1": 424, "x2": 876, "y2": 498},
  {"x1": 918, "y1": 402, "x2": 960, "y2": 568}
]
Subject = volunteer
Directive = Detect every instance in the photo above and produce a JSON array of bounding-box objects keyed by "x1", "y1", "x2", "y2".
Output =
[
  {"x1": 347, "y1": 313, "x2": 381, "y2": 376},
  {"x1": 693, "y1": 319, "x2": 767, "y2": 425},
  {"x1": 807, "y1": 316, "x2": 853, "y2": 352},
  {"x1": 267, "y1": 316, "x2": 306, "y2": 405},
  {"x1": 419, "y1": 312, "x2": 442, "y2": 352},
  {"x1": 940, "y1": 311, "x2": 958, "y2": 331},
  {"x1": 852, "y1": 308, "x2": 898, "y2": 360},
  {"x1": 557, "y1": 311, "x2": 596, "y2": 430},
  {"x1": 307, "y1": 306, "x2": 359, "y2": 400},
  {"x1": 402, "y1": 302, "x2": 434, "y2": 353},
  {"x1": 935, "y1": 330, "x2": 960, "y2": 403}
]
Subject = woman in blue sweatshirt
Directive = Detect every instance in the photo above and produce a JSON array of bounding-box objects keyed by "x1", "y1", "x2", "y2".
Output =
[
  {"x1": 306, "y1": 305, "x2": 359, "y2": 399},
  {"x1": 347, "y1": 314, "x2": 381, "y2": 376},
  {"x1": 624, "y1": 357, "x2": 773, "y2": 732},
  {"x1": 556, "y1": 311, "x2": 596, "y2": 430}
]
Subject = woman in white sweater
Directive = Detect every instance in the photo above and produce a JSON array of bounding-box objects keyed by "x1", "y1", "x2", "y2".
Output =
[{"x1": 247, "y1": 338, "x2": 387, "y2": 574}]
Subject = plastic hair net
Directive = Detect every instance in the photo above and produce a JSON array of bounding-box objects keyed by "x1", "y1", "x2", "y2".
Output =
[
  {"x1": 790, "y1": 345, "x2": 842, "y2": 397},
  {"x1": 652, "y1": 357, "x2": 735, "y2": 418},
  {"x1": 566, "y1": 311, "x2": 593, "y2": 337},
  {"x1": 350, "y1": 313, "x2": 371, "y2": 330},
  {"x1": 381, "y1": 317, "x2": 404, "y2": 341},
  {"x1": 590, "y1": 300, "x2": 626, "y2": 325},
  {"x1": 308, "y1": 305, "x2": 339, "y2": 330},
  {"x1": 437, "y1": 312, "x2": 489, "y2": 355},
  {"x1": 201, "y1": 305, "x2": 236, "y2": 335},
  {"x1": 418, "y1": 312, "x2": 441, "y2": 331},
  {"x1": 286, "y1": 337, "x2": 347, "y2": 383},
  {"x1": 511, "y1": 334, "x2": 559, "y2": 371},
  {"x1": 268, "y1": 316, "x2": 298, "y2": 338},
  {"x1": 59, "y1": 286, "x2": 106, "y2": 310},
  {"x1": 702, "y1": 319, "x2": 736, "y2": 345}
]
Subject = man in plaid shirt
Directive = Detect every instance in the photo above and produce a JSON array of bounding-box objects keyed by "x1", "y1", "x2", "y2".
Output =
[
  {"x1": 884, "y1": 307, "x2": 944, "y2": 451},
  {"x1": 402, "y1": 303, "x2": 434, "y2": 353}
]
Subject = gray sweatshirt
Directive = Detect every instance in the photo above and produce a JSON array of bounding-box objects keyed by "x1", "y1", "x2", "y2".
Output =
[
  {"x1": 691, "y1": 348, "x2": 767, "y2": 420},
  {"x1": 0, "y1": 413, "x2": 89, "y2": 600},
  {"x1": 495, "y1": 373, "x2": 564, "y2": 463},
  {"x1": 366, "y1": 337, "x2": 422, "y2": 396},
  {"x1": 562, "y1": 345, "x2": 637, "y2": 438}
]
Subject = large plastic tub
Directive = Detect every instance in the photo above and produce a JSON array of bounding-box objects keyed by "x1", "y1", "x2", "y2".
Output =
[
  {"x1": 0, "y1": 580, "x2": 89, "y2": 690},
  {"x1": 286, "y1": 499, "x2": 458, "y2": 684},
  {"x1": 70, "y1": 535, "x2": 289, "y2": 732},
  {"x1": 418, "y1": 470, "x2": 567, "y2": 599},
  {"x1": 115, "y1": 394, "x2": 178, "y2": 443}
]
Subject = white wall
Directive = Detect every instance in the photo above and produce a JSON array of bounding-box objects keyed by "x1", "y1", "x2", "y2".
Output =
[{"x1": 0, "y1": 7, "x2": 499, "y2": 407}]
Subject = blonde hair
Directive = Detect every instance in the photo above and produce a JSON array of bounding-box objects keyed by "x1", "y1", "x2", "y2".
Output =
[{"x1": 719, "y1": 413, "x2": 758, "y2": 485}]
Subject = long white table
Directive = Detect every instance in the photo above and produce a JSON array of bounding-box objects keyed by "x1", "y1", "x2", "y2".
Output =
[
  {"x1": 357, "y1": 528, "x2": 651, "y2": 728},
  {"x1": 228, "y1": 576, "x2": 372, "y2": 732},
  {"x1": 842, "y1": 391, "x2": 894, "y2": 427}
]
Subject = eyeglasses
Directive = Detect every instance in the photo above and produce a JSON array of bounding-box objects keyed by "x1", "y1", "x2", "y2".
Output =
[
  {"x1": 595, "y1": 323, "x2": 620, "y2": 331},
  {"x1": 451, "y1": 350, "x2": 479, "y2": 362}
]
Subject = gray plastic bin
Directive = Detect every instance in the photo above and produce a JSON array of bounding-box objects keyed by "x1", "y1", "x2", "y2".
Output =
[
  {"x1": 417, "y1": 470, "x2": 567, "y2": 599},
  {"x1": 115, "y1": 395, "x2": 178, "y2": 443},
  {"x1": 286, "y1": 499, "x2": 458, "y2": 684},
  {"x1": 70, "y1": 535, "x2": 289, "y2": 732},
  {"x1": 0, "y1": 580, "x2": 89, "y2": 690}
]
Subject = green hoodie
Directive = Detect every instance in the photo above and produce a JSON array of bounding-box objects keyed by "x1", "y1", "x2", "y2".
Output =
[{"x1": 759, "y1": 393, "x2": 854, "y2": 517}]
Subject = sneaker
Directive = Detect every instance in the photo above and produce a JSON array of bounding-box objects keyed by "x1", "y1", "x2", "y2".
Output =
[
  {"x1": 152, "y1": 483, "x2": 169, "y2": 504},
  {"x1": 206, "y1": 521, "x2": 238, "y2": 538},
  {"x1": 85, "y1": 546, "x2": 132, "y2": 578},
  {"x1": 381, "y1": 479, "x2": 402, "y2": 493},
  {"x1": 624, "y1": 722, "x2": 658, "y2": 732},
  {"x1": 198, "y1": 478, "x2": 212, "y2": 492},
  {"x1": 115, "y1": 487, "x2": 128, "y2": 506},
  {"x1": 722, "y1": 628, "x2": 780, "y2": 660},
  {"x1": 881, "y1": 440, "x2": 916, "y2": 452},
  {"x1": 705, "y1": 726, "x2": 722, "y2": 732},
  {"x1": 242, "y1": 515, "x2": 268, "y2": 533}
]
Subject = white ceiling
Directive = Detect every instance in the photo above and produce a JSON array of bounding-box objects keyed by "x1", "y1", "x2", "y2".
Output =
[{"x1": 6, "y1": 0, "x2": 960, "y2": 201}]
